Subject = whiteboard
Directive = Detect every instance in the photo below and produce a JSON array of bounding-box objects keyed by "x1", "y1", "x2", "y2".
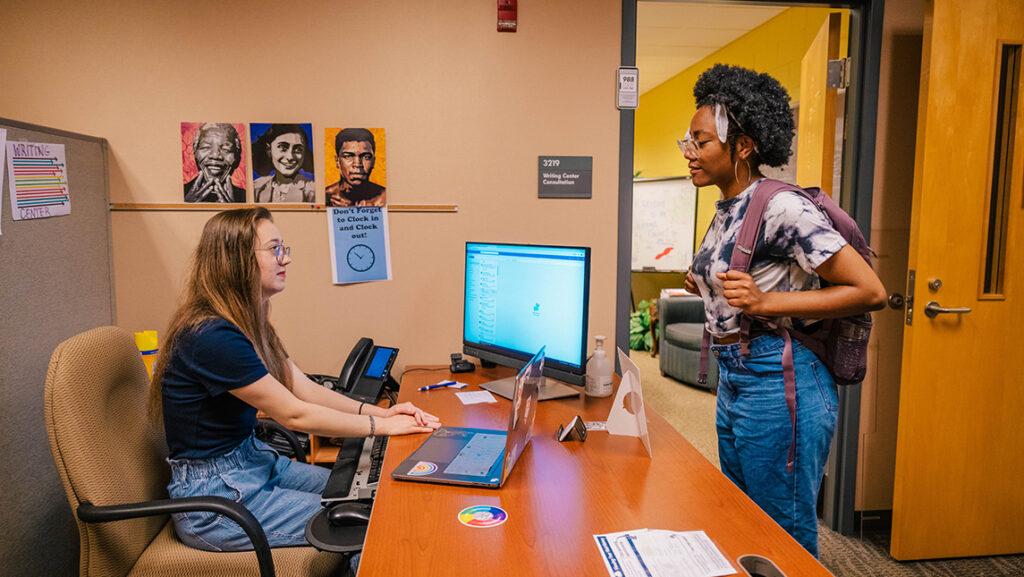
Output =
[{"x1": 631, "y1": 177, "x2": 697, "y2": 272}]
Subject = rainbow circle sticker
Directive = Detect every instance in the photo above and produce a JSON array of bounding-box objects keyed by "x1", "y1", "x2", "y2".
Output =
[
  {"x1": 458, "y1": 505, "x2": 508, "y2": 528},
  {"x1": 407, "y1": 461, "x2": 438, "y2": 476}
]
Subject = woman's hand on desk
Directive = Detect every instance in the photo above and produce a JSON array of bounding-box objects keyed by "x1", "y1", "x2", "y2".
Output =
[
  {"x1": 384, "y1": 402, "x2": 440, "y2": 428},
  {"x1": 380, "y1": 413, "x2": 441, "y2": 436}
]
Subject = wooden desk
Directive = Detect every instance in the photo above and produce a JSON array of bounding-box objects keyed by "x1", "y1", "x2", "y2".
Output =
[{"x1": 358, "y1": 366, "x2": 831, "y2": 576}]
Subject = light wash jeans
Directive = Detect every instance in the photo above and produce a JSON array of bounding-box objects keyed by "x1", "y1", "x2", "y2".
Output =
[
  {"x1": 712, "y1": 334, "x2": 838, "y2": 557},
  {"x1": 167, "y1": 433, "x2": 330, "y2": 551}
]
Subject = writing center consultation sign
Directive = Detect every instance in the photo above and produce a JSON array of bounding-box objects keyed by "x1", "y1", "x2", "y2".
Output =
[{"x1": 537, "y1": 156, "x2": 592, "y2": 198}]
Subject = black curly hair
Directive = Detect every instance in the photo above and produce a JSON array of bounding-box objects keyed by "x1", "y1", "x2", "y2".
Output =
[{"x1": 692, "y1": 64, "x2": 794, "y2": 169}]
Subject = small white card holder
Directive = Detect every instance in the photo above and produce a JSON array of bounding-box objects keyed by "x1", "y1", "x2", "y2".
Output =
[{"x1": 605, "y1": 348, "x2": 653, "y2": 458}]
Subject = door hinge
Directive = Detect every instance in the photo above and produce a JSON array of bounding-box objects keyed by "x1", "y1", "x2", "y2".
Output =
[{"x1": 827, "y1": 57, "x2": 851, "y2": 89}]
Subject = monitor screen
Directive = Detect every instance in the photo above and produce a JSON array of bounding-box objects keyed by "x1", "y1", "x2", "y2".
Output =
[{"x1": 463, "y1": 242, "x2": 590, "y2": 386}]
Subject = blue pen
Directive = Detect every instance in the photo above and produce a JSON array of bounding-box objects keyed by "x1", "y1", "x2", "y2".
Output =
[{"x1": 418, "y1": 380, "x2": 457, "y2": 391}]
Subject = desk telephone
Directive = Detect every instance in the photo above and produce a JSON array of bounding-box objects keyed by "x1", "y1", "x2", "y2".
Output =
[{"x1": 307, "y1": 337, "x2": 399, "y2": 404}]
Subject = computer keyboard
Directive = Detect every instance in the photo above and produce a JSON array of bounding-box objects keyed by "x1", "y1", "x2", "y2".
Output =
[
  {"x1": 321, "y1": 435, "x2": 389, "y2": 505},
  {"x1": 367, "y1": 435, "x2": 387, "y2": 484}
]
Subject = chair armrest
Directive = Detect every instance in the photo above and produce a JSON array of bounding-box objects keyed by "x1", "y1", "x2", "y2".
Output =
[
  {"x1": 306, "y1": 373, "x2": 340, "y2": 390},
  {"x1": 78, "y1": 496, "x2": 275, "y2": 577},
  {"x1": 658, "y1": 295, "x2": 705, "y2": 326},
  {"x1": 257, "y1": 417, "x2": 308, "y2": 464}
]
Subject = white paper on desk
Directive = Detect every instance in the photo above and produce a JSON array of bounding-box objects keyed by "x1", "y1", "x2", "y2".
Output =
[
  {"x1": 639, "y1": 530, "x2": 735, "y2": 577},
  {"x1": 455, "y1": 390, "x2": 497, "y2": 405},
  {"x1": 606, "y1": 348, "x2": 652, "y2": 457},
  {"x1": 594, "y1": 529, "x2": 736, "y2": 577}
]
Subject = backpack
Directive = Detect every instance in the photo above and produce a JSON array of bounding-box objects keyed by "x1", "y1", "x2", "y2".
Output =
[{"x1": 697, "y1": 178, "x2": 874, "y2": 472}]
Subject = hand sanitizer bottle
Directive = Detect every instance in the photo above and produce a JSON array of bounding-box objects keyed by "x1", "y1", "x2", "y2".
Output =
[{"x1": 585, "y1": 335, "x2": 613, "y2": 397}]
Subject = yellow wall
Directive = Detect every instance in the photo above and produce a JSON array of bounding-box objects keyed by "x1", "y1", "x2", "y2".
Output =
[
  {"x1": 0, "y1": 0, "x2": 622, "y2": 375},
  {"x1": 634, "y1": 7, "x2": 845, "y2": 242}
]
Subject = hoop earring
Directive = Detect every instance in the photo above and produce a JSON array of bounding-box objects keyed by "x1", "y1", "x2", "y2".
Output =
[{"x1": 733, "y1": 158, "x2": 754, "y2": 190}]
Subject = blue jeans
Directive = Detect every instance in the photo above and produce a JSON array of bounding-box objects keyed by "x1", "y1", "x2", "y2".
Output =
[
  {"x1": 167, "y1": 434, "x2": 330, "y2": 551},
  {"x1": 713, "y1": 334, "x2": 838, "y2": 557}
]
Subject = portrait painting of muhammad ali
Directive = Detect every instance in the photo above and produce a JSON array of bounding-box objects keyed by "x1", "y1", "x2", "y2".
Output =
[{"x1": 324, "y1": 127, "x2": 387, "y2": 207}]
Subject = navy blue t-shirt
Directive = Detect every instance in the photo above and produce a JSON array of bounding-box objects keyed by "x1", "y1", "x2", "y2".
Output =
[{"x1": 161, "y1": 318, "x2": 269, "y2": 459}]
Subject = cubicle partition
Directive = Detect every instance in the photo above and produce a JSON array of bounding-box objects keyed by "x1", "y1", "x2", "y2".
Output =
[{"x1": 0, "y1": 118, "x2": 113, "y2": 576}]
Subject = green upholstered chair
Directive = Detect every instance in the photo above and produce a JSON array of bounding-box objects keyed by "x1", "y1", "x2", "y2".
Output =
[{"x1": 657, "y1": 295, "x2": 719, "y2": 392}]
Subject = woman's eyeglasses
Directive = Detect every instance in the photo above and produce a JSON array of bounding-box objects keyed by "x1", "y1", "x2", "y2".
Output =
[
  {"x1": 677, "y1": 136, "x2": 712, "y2": 158},
  {"x1": 259, "y1": 244, "x2": 291, "y2": 263},
  {"x1": 677, "y1": 105, "x2": 756, "y2": 158}
]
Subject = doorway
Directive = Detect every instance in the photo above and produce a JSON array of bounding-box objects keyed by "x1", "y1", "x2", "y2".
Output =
[{"x1": 616, "y1": 0, "x2": 886, "y2": 536}]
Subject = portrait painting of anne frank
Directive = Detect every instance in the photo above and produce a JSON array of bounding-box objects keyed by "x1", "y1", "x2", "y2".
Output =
[{"x1": 250, "y1": 123, "x2": 316, "y2": 203}]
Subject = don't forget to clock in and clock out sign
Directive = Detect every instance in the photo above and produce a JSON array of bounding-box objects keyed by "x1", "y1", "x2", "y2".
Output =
[{"x1": 328, "y1": 206, "x2": 392, "y2": 284}]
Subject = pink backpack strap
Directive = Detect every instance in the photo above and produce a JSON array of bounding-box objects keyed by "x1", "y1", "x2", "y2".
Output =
[
  {"x1": 731, "y1": 179, "x2": 803, "y2": 474},
  {"x1": 729, "y1": 179, "x2": 796, "y2": 274},
  {"x1": 698, "y1": 180, "x2": 793, "y2": 386},
  {"x1": 779, "y1": 326, "x2": 798, "y2": 473},
  {"x1": 698, "y1": 329, "x2": 711, "y2": 386}
]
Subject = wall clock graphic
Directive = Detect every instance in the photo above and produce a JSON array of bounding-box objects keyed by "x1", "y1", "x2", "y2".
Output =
[{"x1": 346, "y1": 244, "x2": 375, "y2": 272}]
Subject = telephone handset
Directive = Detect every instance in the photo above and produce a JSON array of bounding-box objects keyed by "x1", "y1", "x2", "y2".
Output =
[{"x1": 335, "y1": 337, "x2": 400, "y2": 404}]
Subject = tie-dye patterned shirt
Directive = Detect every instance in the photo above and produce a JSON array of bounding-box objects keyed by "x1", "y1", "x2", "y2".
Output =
[{"x1": 690, "y1": 180, "x2": 847, "y2": 338}]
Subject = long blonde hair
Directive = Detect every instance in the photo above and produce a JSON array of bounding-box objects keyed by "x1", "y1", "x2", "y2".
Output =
[{"x1": 149, "y1": 207, "x2": 292, "y2": 423}]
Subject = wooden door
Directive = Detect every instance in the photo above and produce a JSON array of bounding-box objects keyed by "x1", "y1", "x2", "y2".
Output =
[{"x1": 891, "y1": 0, "x2": 1024, "y2": 560}]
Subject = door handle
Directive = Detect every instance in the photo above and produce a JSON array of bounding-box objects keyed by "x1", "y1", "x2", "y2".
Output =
[{"x1": 924, "y1": 301, "x2": 972, "y2": 318}]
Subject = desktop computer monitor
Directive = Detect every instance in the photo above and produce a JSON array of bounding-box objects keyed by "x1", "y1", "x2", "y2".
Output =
[{"x1": 463, "y1": 242, "x2": 591, "y2": 388}]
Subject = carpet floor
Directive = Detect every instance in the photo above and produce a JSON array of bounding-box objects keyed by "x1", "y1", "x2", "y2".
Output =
[{"x1": 630, "y1": 351, "x2": 1024, "y2": 577}]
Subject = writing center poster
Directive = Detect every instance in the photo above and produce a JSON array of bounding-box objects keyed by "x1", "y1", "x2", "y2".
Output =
[
  {"x1": 327, "y1": 206, "x2": 392, "y2": 284},
  {"x1": 6, "y1": 140, "x2": 71, "y2": 221}
]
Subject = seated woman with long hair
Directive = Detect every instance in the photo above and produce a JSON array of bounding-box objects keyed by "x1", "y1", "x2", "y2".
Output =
[{"x1": 150, "y1": 207, "x2": 439, "y2": 552}]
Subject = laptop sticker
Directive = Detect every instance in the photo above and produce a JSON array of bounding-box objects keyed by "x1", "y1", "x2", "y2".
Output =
[
  {"x1": 458, "y1": 505, "x2": 508, "y2": 528},
  {"x1": 407, "y1": 461, "x2": 438, "y2": 476}
]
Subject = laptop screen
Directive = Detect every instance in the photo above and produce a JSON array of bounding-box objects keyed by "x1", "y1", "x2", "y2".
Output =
[{"x1": 501, "y1": 346, "x2": 544, "y2": 484}]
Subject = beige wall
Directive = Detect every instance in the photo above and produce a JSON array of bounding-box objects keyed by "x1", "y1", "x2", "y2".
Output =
[{"x1": 0, "y1": 1, "x2": 622, "y2": 375}]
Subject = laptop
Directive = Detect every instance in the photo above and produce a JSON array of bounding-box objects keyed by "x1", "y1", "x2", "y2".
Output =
[{"x1": 391, "y1": 347, "x2": 544, "y2": 488}]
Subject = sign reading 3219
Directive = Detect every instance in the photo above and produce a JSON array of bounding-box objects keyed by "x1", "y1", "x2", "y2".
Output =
[{"x1": 537, "y1": 156, "x2": 592, "y2": 199}]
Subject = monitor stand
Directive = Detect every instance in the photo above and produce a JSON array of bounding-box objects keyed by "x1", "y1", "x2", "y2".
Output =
[{"x1": 480, "y1": 376, "x2": 580, "y2": 401}]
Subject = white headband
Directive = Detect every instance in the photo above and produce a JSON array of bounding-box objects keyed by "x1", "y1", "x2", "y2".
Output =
[
  {"x1": 684, "y1": 104, "x2": 731, "y2": 144},
  {"x1": 714, "y1": 103, "x2": 729, "y2": 143}
]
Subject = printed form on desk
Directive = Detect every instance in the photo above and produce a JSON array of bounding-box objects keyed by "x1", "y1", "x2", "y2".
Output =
[
  {"x1": 594, "y1": 529, "x2": 736, "y2": 577},
  {"x1": 455, "y1": 390, "x2": 498, "y2": 405}
]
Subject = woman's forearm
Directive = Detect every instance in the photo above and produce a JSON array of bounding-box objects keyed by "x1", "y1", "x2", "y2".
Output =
[
  {"x1": 760, "y1": 284, "x2": 885, "y2": 319},
  {"x1": 757, "y1": 244, "x2": 886, "y2": 319},
  {"x1": 271, "y1": 401, "x2": 374, "y2": 438}
]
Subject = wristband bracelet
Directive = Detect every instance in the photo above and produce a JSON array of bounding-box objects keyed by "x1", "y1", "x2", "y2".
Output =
[
  {"x1": 358, "y1": 402, "x2": 365, "y2": 415},
  {"x1": 368, "y1": 415, "x2": 376, "y2": 438}
]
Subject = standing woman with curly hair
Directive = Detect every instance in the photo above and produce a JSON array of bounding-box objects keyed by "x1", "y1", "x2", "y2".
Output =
[
  {"x1": 681, "y1": 64, "x2": 885, "y2": 556},
  {"x1": 150, "y1": 207, "x2": 440, "y2": 552}
]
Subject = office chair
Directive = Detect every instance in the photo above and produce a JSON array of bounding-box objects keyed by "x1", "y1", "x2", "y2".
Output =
[
  {"x1": 256, "y1": 418, "x2": 309, "y2": 463},
  {"x1": 44, "y1": 326, "x2": 346, "y2": 577}
]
